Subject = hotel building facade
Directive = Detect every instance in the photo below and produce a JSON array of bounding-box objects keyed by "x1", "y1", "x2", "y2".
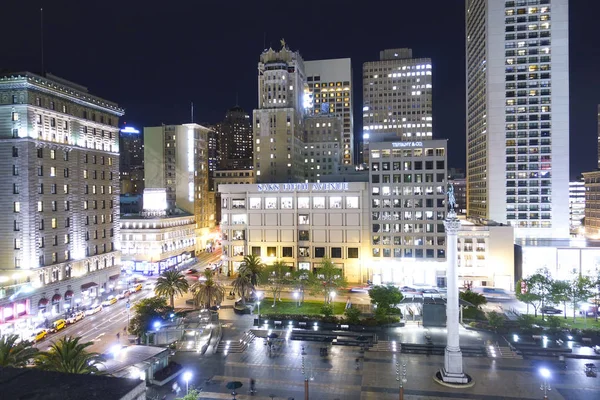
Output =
[
  {"x1": 0, "y1": 72, "x2": 123, "y2": 332},
  {"x1": 465, "y1": 0, "x2": 570, "y2": 238}
]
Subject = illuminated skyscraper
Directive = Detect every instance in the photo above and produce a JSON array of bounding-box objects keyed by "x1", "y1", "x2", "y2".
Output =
[
  {"x1": 216, "y1": 106, "x2": 253, "y2": 171},
  {"x1": 253, "y1": 41, "x2": 306, "y2": 183},
  {"x1": 143, "y1": 124, "x2": 215, "y2": 251},
  {"x1": 362, "y1": 49, "x2": 433, "y2": 163},
  {"x1": 304, "y1": 58, "x2": 353, "y2": 165},
  {"x1": 119, "y1": 126, "x2": 144, "y2": 195},
  {"x1": 466, "y1": 0, "x2": 569, "y2": 238}
]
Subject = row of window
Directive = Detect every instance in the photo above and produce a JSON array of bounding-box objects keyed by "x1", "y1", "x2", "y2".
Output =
[
  {"x1": 373, "y1": 223, "x2": 445, "y2": 234},
  {"x1": 249, "y1": 245, "x2": 358, "y2": 259},
  {"x1": 372, "y1": 160, "x2": 445, "y2": 171},
  {"x1": 11, "y1": 147, "x2": 113, "y2": 165},
  {"x1": 371, "y1": 148, "x2": 444, "y2": 158},
  {"x1": 226, "y1": 196, "x2": 360, "y2": 210},
  {"x1": 372, "y1": 247, "x2": 445, "y2": 259},
  {"x1": 372, "y1": 174, "x2": 445, "y2": 184}
]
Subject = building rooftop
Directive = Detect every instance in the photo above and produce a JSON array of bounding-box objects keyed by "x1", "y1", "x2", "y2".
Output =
[
  {"x1": 100, "y1": 345, "x2": 170, "y2": 377},
  {"x1": 0, "y1": 366, "x2": 144, "y2": 400},
  {"x1": 120, "y1": 208, "x2": 193, "y2": 220}
]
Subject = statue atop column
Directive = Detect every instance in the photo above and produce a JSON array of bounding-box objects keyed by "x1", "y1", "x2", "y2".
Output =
[{"x1": 447, "y1": 183, "x2": 456, "y2": 212}]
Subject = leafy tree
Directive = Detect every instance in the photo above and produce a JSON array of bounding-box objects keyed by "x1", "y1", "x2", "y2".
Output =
[
  {"x1": 459, "y1": 290, "x2": 487, "y2": 309},
  {"x1": 545, "y1": 316, "x2": 562, "y2": 330},
  {"x1": 344, "y1": 306, "x2": 361, "y2": 325},
  {"x1": 154, "y1": 270, "x2": 189, "y2": 308},
  {"x1": 129, "y1": 296, "x2": 173, "y2": 338},
  {"x1": 486, "y1": 311, "x2": 505, "y2": 332},
  {"x1": 239, "y1": 254, "x2": 265, "y2": 287},
  {"x1": 292, "y1": 269, "x2": 310, "y2": 304},
  {"x1": 309, "y1": 258, "x2": 347, "y2": 304},
  {"x1": 176, "y1": 389, "x2": 201, "y2": 400},
  {"x1": 191, "y1": 272, "x2": 225, "y2": 309},
  {"x1": 0, "y1": 335, "x2": 38, "y2": 367},
  {"x1": 231, "y1": 270, "x2": 253, "y2": 306},
  {"x1": 262, "y1": 260, "x2": 292, "y2": 306},
  {"x1": 516, "y1": 278, "x2": 542, "y2": 317},
  {"x1": 550, "y1": 280, "x2": 571, "y2": 319},
  {"x1": 35, "y1": 336, "x2": 104, "y2": 374},
  {"x1": 368, "y1": 285, "x2": 403, "y2": 315},
  {"x1": 567, "y1": 275, "x2": 594, "y2": 322},
  {"x1": 527, "y1": 270, "x2": 554, "y2": 316}
]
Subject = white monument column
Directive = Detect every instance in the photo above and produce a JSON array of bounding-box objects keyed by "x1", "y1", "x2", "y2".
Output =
[{"x1": 438, "y1": 184, "x2": 470, "y2": 385}]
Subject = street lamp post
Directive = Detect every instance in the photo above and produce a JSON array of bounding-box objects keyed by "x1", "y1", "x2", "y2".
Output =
[
  {"x1": 540, "y1": 368, "x2": 551, "y2": 400},
  {"x1": 396, "y1": 358, "x2": 407, "y2": 400},
  {"x1": 256, "y1": 291, "x2": 263, "y2": 325},
  {"x1": 183, "y1": 371, "x2": 192, "y2": 395}
]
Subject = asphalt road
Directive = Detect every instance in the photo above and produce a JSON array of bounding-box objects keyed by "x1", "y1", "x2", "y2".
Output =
[{"x1": 34, "y1": 250, "x2": 224, "y2": 354}]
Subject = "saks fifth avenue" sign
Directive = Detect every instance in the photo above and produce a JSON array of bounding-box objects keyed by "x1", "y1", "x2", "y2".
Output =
[{"x1": 257, "y1": 182, "x2": 349, "y2": 192}]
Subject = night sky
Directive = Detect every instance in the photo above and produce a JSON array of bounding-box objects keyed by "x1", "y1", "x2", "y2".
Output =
[{"x1": 4, "y1": 1, "x2": 600, "y2": 176}]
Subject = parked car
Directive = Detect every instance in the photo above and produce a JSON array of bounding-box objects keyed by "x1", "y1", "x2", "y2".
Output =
[
  {"x1": 66, "y1": 311, "x2": 85, "y2": 324},
  {"x1": 49, "y1": 319, "x2": 67, "y2": 333},
  {"x1": 593, "y1": 345, "x2": 600, "y2": 355},
  {"x1": 29, "y1": 329, "x2": 48, "y2": 343},
  {"x1": 116, "y1": 289, "x2": 131, "y2": 299},
  {"x1": 85, "y1": 304, "x2": 103, "y2": 316},
  {"x1": 185, "y1": 268, "x2": 198, "y2": 275},
  {"x1": 472, "y1": 287, "x2": 514, "y2": 300},
  {"x1": 102, "y1": 296, "x2": 118, "y2": 307},
  {"x1": 540, "y1": 306, "x2": 562, "y2": 315}
]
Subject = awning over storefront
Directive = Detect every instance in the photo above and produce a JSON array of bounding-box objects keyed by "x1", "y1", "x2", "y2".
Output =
[
  {"x1": 51, "y1": 294, "x2": 61, "y2": 302},
  {"x1": 109, "y1": 274, "x2": 121, "y2": 281},
  {"x1": 38, "y1": 298, "x2": 48, "y2": 307},
  {"x1": 64, "y1": 290, "x2": 74, "y2": 300},
  {"x1": 81, "y1": 282, "x2": 98, "y2": 290}
]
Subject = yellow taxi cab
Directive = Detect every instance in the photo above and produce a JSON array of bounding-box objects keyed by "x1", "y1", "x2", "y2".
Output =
[
  {"x1": 50, "y1": 319, "x2": 67, "y2": 333},
  {"x1": 102, "y1": 296, "x2": 118, "y2": 307},
  {"x1": 30, "y1": 329, "x2": 48, "y2": 343},
  {"x1": 134, "y1": 283, "x2": 143, "y2": 292}
]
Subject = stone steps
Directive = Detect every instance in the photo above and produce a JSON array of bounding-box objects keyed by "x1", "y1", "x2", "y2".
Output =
[{"x1": 216, "y1": 331, "x2": 255, "y2": 354}]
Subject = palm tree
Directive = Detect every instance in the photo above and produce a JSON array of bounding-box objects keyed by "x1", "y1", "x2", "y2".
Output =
[
  {"x1": 155, "y1": 270, "x2": 190, "y2": 308},
  {"x1": 232, "y1": 270, "x2": 253, "y2": 306},
  {"x1": 0, "y1": 335, "x2": 38, "y2": 367},
  {"x1": 239, "y1": 254, "x2": 265, "y2": 287},
  {"x1": 191, "y1": 273, "x2": 225, "y2": 309},
  {"x1": 35, "y1": 336, "x2": 104, "y2": 374}
]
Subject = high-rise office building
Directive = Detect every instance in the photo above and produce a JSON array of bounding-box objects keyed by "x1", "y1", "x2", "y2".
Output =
[
  {"x1": 368, "y1": 140, "x2": 447, "y2": 286},
  {"x1": 215, "y1": 106, "x2": 253, "y2": 171},
  {"x1": 362, "y1": 49, "x2": 433, "y2": 163},
  {"x1": 569, "y1": 178, "x2": 585, "y2": 234},
  {"x1": 253, "y1": 42, "x2": 306, "y2": 183},
  {"x1": 304, "y1": 59, "x2": 353, "y2": 165},
  {"x1": 466, "y1": 0, "x2": 569, "y2": 238},
  {"x1": 119, "y1": 126, "x2": 144, "y2": 195},
  {"x1": 303, "y1": 115, "x2": 343, "y2": 182},
  {"x1": 143, "y1": 124, "x2": 216, "y2": 252},
  {"x1": 0, "y1": 72, "x2": 123, "y2": 324},
  {"x1": 597, "y1": 104, "x2": 600, "y2": 169}
]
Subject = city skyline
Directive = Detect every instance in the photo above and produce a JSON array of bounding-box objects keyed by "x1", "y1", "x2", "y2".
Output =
[{"x1": 3, "y1": 1, "x2": 599, "y2": 175}]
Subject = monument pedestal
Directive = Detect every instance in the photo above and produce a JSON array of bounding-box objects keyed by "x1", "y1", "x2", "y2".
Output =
[{"x1": 440, "y1": 348, "x2": 469, "y2": 383}]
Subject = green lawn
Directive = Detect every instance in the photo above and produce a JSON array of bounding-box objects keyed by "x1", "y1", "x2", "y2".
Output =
[
  {"x1": 254, "y1": 298, "x2": 347, "y2": 316},
  {"x1": 532, "y1": 315, "x2": 600, "y2": 330}
]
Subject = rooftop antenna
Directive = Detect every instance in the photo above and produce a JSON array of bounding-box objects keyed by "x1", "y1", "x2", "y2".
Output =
[
  {"x1": 191, "y1": 102, "x2": 194, "y2": 123},
  {"x1": 40, "y1": 8, "x2": 45, "y2": 75}
]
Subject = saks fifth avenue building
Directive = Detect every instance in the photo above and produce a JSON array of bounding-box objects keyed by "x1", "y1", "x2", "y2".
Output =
[{"x1": 219, "y1": 182, "x2": 371, "y2": 283}]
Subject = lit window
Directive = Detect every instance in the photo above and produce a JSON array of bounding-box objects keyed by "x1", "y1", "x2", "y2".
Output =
[{"x1": 51, "y1": 218, "x2": 57, "y2": 229}]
